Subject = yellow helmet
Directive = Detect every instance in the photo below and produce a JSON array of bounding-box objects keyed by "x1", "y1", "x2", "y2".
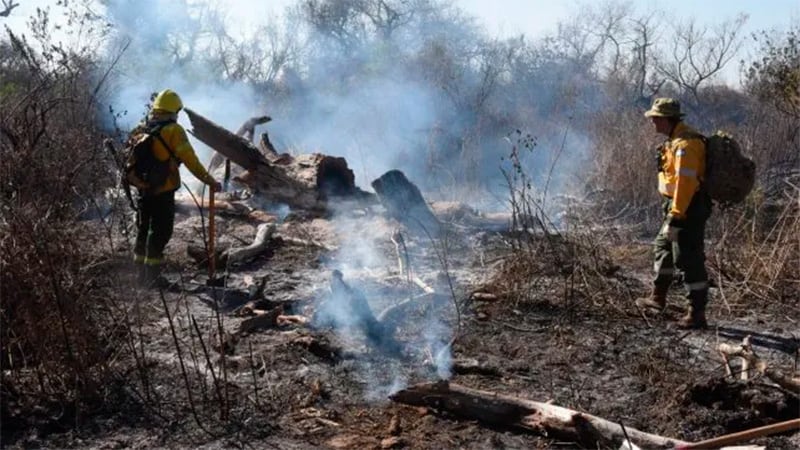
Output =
[{"x1": 152, "y1": 89, "x2": 183, "y2": 113}]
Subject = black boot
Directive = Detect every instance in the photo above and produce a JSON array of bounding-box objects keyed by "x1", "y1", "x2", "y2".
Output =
[
  {"x1": 678, "y1": 290, "x2": 708, "y2": 329},
  {"x1": 144, "y1": 264, "x2": 170, "y2": 289},
  {"x1": 135, "y1": 262, "x2": 147, "y2": 287}
]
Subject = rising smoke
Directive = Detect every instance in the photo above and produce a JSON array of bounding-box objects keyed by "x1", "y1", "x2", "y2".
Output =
[
  {"x1": 100, "y1": 0, "x2": 588, "y2": 204},
  {"x1": 97, "y1": 0, "x2": 587, "y2": 396}
]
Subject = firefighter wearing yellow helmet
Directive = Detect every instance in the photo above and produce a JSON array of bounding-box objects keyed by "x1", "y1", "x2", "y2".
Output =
[
  {"x1": 635, "y1": 98, "x2": 712, "y2": 329},
  {"x1": 132, "y1": 89, "x2": 221, "y2": 287}
]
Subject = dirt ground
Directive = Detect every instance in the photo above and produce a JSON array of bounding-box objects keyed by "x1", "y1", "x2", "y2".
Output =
[{"x1": 3, "y1": 192, "x2": 799, "y2": 449}]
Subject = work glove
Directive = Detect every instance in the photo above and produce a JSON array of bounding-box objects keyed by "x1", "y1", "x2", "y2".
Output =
[
  {"x1": 210, "y1": 180, "x2": 223, "y2": 192},
  {"x1": 661, "y1": 214, "x2": 683, "y2": 242}
]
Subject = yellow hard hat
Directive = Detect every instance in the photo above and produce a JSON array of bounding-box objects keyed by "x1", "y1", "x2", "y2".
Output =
[{"x1": 152, "y1": 89, "x2": 183, "y2": 113}]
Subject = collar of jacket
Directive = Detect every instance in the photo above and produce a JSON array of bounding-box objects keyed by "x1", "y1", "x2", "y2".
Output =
[{"x1": 668, "y1": 121, "x2": 687, "y2": 140}]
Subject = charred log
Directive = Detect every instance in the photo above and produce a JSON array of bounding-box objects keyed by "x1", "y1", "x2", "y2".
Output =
[
  {"x1": 317, "y1": 270, "x2": 403, "y2": 356},
  {"x1": 371, "y1": 170, "x2": 441, "y2": 237},
  {"x1": 390, "y1": 381, "x2": 687, "y2": 449},
  {"x1": 290, "y1": 335, "x2": 353, "y2": 364},
  {"x1": 238, "y1": 306, "x2": 284, "y2": 335},
  {"x1": 185, "y1": 108, "x2": 372, "y2": 211},
  {"x1": 258, "y1": 132, "x2": 280, "y2": 160},
  {"x1": 236, "y1": 115, "x2": 271, "y2": 142}
]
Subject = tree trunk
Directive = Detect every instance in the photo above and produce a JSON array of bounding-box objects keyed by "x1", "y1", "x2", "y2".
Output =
[
  {"x1": 185, "y1": 108, "x2": 373, "y2": 211},
  {"x1": 390, "y1": 381, "x2": 688, "y2": 449},
  {"x1": 371, "y1": 170, "x2": 441, "y2": 237}
]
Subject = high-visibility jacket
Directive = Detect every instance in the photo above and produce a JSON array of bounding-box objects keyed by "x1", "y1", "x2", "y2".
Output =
[
  {"x1": 658, "y1": 122, "x2": 706, "y2": 220},
  {"x1": 147, "y1": 120, "x2": 215, "y2": 195}
]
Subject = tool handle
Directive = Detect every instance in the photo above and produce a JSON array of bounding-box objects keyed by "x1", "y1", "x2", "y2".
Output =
[
  {"x1": 675, "y1": 418, "x2": 800, "y2": 449},
  {"x1": 208, "y1": 188, "x2": 216, "y2": 279}
]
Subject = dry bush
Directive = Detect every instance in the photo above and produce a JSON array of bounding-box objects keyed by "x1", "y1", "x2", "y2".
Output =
[
  {"x1": 0, "y1": 28, "x2": 125, "y2": 430},
  {"x1": 703, "y1": 97, "x2": 800, "y2": 311},
  {"x1": 491, "y1": 131, "x2": 627, "y2": 311},
  {"x1": 586, "y1": 106, "x2": 663, "y2": 226}
]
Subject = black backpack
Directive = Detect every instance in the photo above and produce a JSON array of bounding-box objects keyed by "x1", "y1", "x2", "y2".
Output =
[{"x1": 123, "y1": 123, "x2": 176, "y2": 195}]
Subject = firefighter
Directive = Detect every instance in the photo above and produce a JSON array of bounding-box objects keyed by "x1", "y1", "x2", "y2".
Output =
[
  {"x1": 635, "y1": 98, "x2": 712, "y2": 329},
  {"x1": 132, "y1": 89, "x2": 221, "y2": 287}
]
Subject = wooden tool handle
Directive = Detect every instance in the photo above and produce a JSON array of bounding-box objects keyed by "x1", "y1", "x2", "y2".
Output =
[
  {"x1": 208, "y1": 188, "x2": 216, "y2": 279},
  {"x1": 676, "y1": 418, "x2": 800, "y2": 449}
]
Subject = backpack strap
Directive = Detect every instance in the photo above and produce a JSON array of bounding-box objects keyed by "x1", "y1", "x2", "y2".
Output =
[
  {"x1": 674, "y1": 130, "x2": 710, "y2": 191},
  {"x1": 147, "y1": 122, "x2": 177, "y2": 162}
]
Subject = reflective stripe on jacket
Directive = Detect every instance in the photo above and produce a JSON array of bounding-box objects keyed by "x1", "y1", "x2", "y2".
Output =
[
  {"x1": 657, "y1": 122, "x2": 705, "y2": 220},
  {"x1": 149, "y1": 120, "x2": 215, "y2": 194}
]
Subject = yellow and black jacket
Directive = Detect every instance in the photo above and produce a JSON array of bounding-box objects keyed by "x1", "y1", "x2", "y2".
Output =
[
  {"x1": 658, "y1": 122, "x2": 706, "y2": 222},
  {"x1": 141, "y1": 119, "x2": 215, "y2": 195}
]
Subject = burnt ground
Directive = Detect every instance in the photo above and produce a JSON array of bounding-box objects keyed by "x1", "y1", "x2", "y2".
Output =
[{"x1": 3, "y1": 193, "x2": 799, "y2": 449}]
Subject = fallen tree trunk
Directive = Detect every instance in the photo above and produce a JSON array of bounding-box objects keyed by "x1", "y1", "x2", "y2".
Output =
[
  {"x1": 185, "y1": 108, "x2": 373, "y2": 210},
  {"x1": 390, "y1": 381, "x2": 687, "y2": 449}
]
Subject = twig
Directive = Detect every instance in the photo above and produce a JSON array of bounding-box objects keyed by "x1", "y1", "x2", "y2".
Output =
[
  {"x1": 191, "y1": 315, "x2": 224, "y2": 412},
  {"x1": 159, "y1": 290, "x2": 215, "y2": 436}
]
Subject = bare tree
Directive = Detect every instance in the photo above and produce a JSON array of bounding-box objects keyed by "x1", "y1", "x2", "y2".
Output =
[
  {"x1": 0, "y1": 0, "x2": 19, "y2": 18},
  {"x1": 629, "y1": 14, "x2": 666, "y2": 103},
  {"x1": 656, "y1": 14, "x2": 748, "y2": 103}
]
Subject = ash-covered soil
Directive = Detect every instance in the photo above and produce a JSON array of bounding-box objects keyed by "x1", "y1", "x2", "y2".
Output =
[{"x1": 4, "y1": 194, "x2": 798, "y2": 449}]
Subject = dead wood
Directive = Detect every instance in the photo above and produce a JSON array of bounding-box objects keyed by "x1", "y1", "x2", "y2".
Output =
[
  {"x1": 718, "y1": 336, "x2": 800, "y2": 393},
  {"x1": 391, "y1": 229, "x2": 409, "y2": 277},
  {"x1": 188, "y1": 223, "x2": 276, "y2": 267},
  {"x1": 208, "y1": 115, "x2": 271, "y2": 172},
  {"x1": 276, "y1": 234, "x2": 336, "y2": 252},
  {"x1": 291, "y1": 335, "x2": 351, "y2": 363},
  {"x1": 371, "y1": 170, "x2": 441, "y2": 237},
  {"x1": 231, "y1": 296, "x2": 284, "y2": 317},
  {"x1": 225, "y1": 223, "x2": 276, "y2": 265},
  {"x1": 470, "y1": 292, "x2": 499, "y2": 302},
  {"x1": 185, "y1": 108, "x2": 371, "y2": 210},
  {"x1": 390, "y1": 381, "x2": 687, "y2": 449},
  {"x1": 236, "y1": 115, "x2": 271, "y2": 142},
  {"x1": 319, "y1": 270, "x2": 403, "y2": 356},
  {"x1": 411, "y1": 275, "x2": 435, "y2": 294},
  {"x1": 174, "y1": 196, "x2": 252, "y2": 217},
  {"x1": 259, "y1": 132, "x2": 282, "y2": 160},
  {"x1": 276, "y1": 315, "x2": 310, "y2": 326},
  {"x1": 450, "y1": 358, "x2": 503, "y2": 377},
  {"x1": 237, "y1": 306, "x2": 284, "y2": 335}
]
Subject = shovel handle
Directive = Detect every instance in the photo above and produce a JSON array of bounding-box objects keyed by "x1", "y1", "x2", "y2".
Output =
[
  {"x1": 208, "y1": 187, "x2": 216, "y2": 279},
  {"x1": 675, "y1": 418, "x2": 800, "y2": 449}
]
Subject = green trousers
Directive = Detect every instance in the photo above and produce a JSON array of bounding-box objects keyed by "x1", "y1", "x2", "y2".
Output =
[
  {"x1": 652, "y1": 193, "x2": 712, "y2": 298},
  {"x1": 133, "y1": 190, "x2": 176, "y2": 266}
]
